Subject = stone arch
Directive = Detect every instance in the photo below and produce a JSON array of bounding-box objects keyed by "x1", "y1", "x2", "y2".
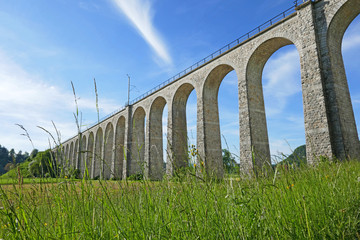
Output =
[
  {"x1": 245, "y1": 37, "x2": 299, "y2": 169},
  {"x1": 86, "y1": 132, "x2": 94, "y2": 179},
  {"x1": 200, "y1": 64, "x2": 239, "y2": 178},
  {"x1": 168, "y1": 83, "x2": 196, "y2": 174},
  {"x1": 104, "y1": 122, "x2": 114, "y2": 179},
  {"x1": 80, "y1": 135, "x2": 86, "y2": 178},
  {"x1": 93, "y1": 127, "x2": 103, "y2": 179},
  {"x1": 326, "y1": 0, "x2": 360, "y2": 159},
  {"x1": 69, "y1": 142, "x2": 74, "y2": 169},
  {"x1": 129, "y1": 106, "x2": 146, "y2": 176},
  {"x1": 147, "y1": 96, "x2": 167, "y2": 180},
  {"x1": 114, "y1": 116, "x2": 126, "y2": 179}
]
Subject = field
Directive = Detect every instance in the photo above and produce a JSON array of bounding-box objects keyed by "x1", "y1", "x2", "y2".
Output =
[{"x1": 0, "y1": 160, "x2": 359, "y2": 239}]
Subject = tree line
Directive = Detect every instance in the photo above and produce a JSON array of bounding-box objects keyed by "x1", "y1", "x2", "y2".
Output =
[{"x1": 0, "y1": 145, "x2": 33, "y2": 174}]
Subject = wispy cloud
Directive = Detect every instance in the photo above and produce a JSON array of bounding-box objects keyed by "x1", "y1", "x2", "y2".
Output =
[
  {"x1": 111, "y1": 0, "x2": 172, "y2": 65},
  {"x1": 342, "y1": 18, "x2": 360, "y2": 51},
  {"x1": 263, "y1": 48, "x2": 301, "y2": 117},
  {"x1": 342, "y1": 34, "x2": 360, "y2": 51}
]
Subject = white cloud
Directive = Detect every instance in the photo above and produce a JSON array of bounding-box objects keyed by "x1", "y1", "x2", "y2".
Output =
[
  {"x1": 342, "y1": 17, "x2": 360, "y2": 51},
  {"x1": 0, "y1": 50, "x2": 119, "y2": 152},
  {"x1": 263, "y1": 49, "x2": 301, "y2": 117},
  {"x1": 342, "y1": 34, "x2": 360, "y2": 51},
  {"x1": 111, "y1": 0, "x2": 172, "y2": 65}
]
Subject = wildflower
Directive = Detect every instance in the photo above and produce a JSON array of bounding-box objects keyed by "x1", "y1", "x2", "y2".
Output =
[
  {"x1": 44, "y1": 223, "x2": 47, "y2": 226},
  {"x1": 201, "y1": 161, "x2": 204, "y2": 166},
  {"x1": 291, "y1": 184, "x2": 294, "y2": 187},
  {"x1": 65, "y1": 176, "x2": 68, "y2": 179},
  {"x1": 286, "y1": 186, "x2": 289, "y2": 190},
  {"x1": 194, "y1": 163, "x2": 197, "y2": 168}
]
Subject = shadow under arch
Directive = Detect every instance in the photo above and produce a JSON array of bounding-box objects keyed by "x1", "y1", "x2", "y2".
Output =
[
  {"x1": 69, "y1": 141, "x2": 74, "y2": 169},
  {"x1": 129, "y1": 106, "x2": 146, "y2": 177},
  {"x1": 114, "y1": 116, "x2": 126, "y2": 179},
  {"x1": 64, "y1": 144, "x2": 69, "y2": 167},
  {"x1": 147, "y1": 96, "x2": 167, "y2": 180},
  {"x1": 93, "y1": 127, "x2": 103, "y2": 179},
  {"x1": 104, "y1": 122, "x2": 114, "y2": 179},
  {"x1": 169, "y1": 83, "x2": 196, "y2": 174},
  {"x1": 74, "y1": 139, "x2": 79, "y2": 170},
  {"x1": 86, "y1": 132, "x2": 94, "y2": 179},
  {"x1": 80, "y1": 135, "x2": 86, "y2": 178},
  {"x1": 201, "y1": 64, "x2": 238, "y2": 178},
  {"x1": 246, "y1": 37, "x2": 300, "y2": 170},
  {"x1": 326, "y1": 0, "x2": 360, "y2": 159}
]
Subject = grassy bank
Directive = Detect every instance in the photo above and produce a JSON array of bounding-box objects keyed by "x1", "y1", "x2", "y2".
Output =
[{"x1": 0, "y1": 160, "x2": 359, "y2": 239}]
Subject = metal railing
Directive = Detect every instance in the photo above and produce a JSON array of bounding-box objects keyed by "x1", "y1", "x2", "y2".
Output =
[
  {"x1": 63, "y1": 0, "x2": 310, "y2": 143},
  {"x1": 129, "y1": 0, "x2": 310, "y2": 105}
]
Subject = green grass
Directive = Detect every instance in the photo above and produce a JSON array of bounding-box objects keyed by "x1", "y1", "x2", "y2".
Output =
[
  {"x1": 0, "y1": 177, "x2": 77, "y2": 185},
  {"x1": 0, "y1": 160, "x2": 359, "y2": 239}
]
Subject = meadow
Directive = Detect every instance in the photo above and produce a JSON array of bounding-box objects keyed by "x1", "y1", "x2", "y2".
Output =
[{"x1": 0, "y1": 159, "x2": 359, "y2": 239}]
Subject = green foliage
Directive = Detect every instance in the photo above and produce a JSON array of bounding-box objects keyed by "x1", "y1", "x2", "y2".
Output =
[
  {"x1": 0, "y1": 160, "x2": 359, "y2": 239},
  {"x1": 0, "y1": 145, "x2": 30, "y2": 175},
  {"x1": 127, "y1": 173, "x2": 144, "y2": 181},
  {"x1": 279, "y1": 144, "x2": 307, "y2": 166},
  {"x1": 0, "y1": 161, "x2": 32, "y2": 179},
  {"x1": 28, "y1": 150, "x2": 56, "y2": 178},
  {"x1": 222, "y1": 149, "x2": 239, "y2": 174},
  {"x1": 30, "y1": 149, "x2": 39, "y2": 159}
]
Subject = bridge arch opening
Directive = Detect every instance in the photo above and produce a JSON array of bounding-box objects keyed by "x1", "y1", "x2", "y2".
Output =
[
  {"x1": 246, "y1": 37, "x2": 304, "y2": 167},
  {"x1": 86, "y1": 132, "x2": 94, "y2": 179},
  {"x1": 148, "y1": 96, "x2": 167, "y2": 180},
  {"x1": 327, "y1": 0, "x2": 360, "y2": 158},
  {"x1": 169, "y1": 83, "x2": 196, "y2": 174},
  {"x1": 104, "y1": 122, "x2": 114, "y2": 179},
  {"x1": 130, "y1": 106, "x2": 146, "y2": 177},
  {"x1": 342, "y1": 15, "x2": 360, "y2": 139},
  {"x1": 202, "y1": 64, "x2": 240, "y2": 178},
  {"x1": 93, "y1": 127, "x2": 103, "y2": 179},
  {"x1": 263, "y1": 45, "x2": 304, "y2": 163},
  {"x1": 114, "y1": 116, "x2": 126, "y2": 179}
]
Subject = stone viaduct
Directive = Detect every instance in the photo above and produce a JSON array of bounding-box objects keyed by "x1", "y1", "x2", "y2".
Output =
[{"x1": 56, "y1": 0, "x2": 360, "y2": 180}]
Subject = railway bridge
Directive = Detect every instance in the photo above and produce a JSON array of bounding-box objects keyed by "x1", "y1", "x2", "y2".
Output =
[{"x1": 56, "y1": 0, "x2": 360, "y2": 180}]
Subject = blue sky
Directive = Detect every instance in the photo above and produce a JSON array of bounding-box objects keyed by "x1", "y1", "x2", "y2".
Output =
[{"x1": 0, "y1": 0, "x2": 359, "y2": 163}]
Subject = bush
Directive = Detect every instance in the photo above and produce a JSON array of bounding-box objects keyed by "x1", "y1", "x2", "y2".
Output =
[
  {"x1": 127, "y1": 173, "x2": 143, "y2": 181},
  {"x1": 28, "y1": 150, "x2": 57, "y2": 177}
]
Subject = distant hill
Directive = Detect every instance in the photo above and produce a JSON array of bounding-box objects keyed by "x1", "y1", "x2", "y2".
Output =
[{"x1": 278, "y1": 145, "x2": 306, "y2": 166}]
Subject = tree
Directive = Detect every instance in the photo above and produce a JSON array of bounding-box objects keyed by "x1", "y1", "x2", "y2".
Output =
[
  {"x1": 30, "y1": 149, "x2": 39, "y2": 159},
  {"x1": 0, "y1": 145, "x2": 31, "y2": 175},
  {"x1": 222, "y1": 149, "x2": 239, "y2": 174},
  {"x1": 4, "y1": 163, "x2": 15, "y2": 172},
  {"x1": 9, "y1": 148, "x2": 15, "y2": 160},
  {"x1": 28, "y1": 150, "x2": 57, "y2": 178}
]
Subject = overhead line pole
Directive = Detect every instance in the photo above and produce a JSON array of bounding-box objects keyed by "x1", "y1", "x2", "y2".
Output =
[{"x1": 127, "y1": 74, "x2": 130, "y2": 106}]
